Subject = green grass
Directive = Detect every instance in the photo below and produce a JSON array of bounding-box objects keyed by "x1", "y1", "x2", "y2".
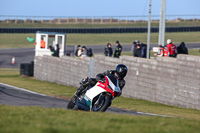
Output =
[
  {"x1": 0, "y1": 69, "x2": 200, "y2": 132},
  {"x1": 0, "y1": 105, "x2": 200, "y2": 133},
  {"x1": 0, "y1": 32, "x2": 200, "y2": 49},
  {"x1": 0, "y1": 69, "x2": 76, "y2": 97}
]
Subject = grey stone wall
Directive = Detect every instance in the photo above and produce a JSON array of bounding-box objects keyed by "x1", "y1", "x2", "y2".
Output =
[{"x1": 34, "y1": 54, "x2": 200, "y2": 110}]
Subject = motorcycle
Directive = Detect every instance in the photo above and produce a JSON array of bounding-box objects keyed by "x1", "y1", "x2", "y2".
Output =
[{"x1": 67, "y1": 75, "x2": 121, "y2": 112}]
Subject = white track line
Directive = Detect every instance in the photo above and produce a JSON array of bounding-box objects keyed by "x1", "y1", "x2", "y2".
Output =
[
  {"x1": 0, "y1": 82, "x2": 47, "y2": 96},
  {"x1": 136, "y1": 111, "x2": 173, "y2": 117}
]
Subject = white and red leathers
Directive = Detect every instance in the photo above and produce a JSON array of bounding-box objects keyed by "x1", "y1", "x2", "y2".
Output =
[{"x1": 166, "y1": 43, "x2": 177, "y2": 57}]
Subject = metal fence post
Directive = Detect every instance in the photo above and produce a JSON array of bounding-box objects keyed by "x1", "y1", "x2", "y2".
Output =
[
  {"x1": 101, "y1": 16, "x2": 103, "y2": 24},
  {"x1": 32, "y1": 17, "x2": 34, "y2": 24},
  {"x1": 89, "y1": 58, "x2": 94, "y2": 78},
  {"x1": 67, "y1": 16, "x2": 69, "y2": 24},
  {"x1": 24, "y1": 16, "x2": 26, "y2": 23},
  {"x1": 41, "y1": 17, "x2": 43, "y2": 23},
  {"x1": 84, "y1": 16, "x2": 86, "y2": 24},
  {"x1": 76, "y1": 17, "x2": 78, "y2": 24},
  {"x1": 15, "y1": 16, "x2": 17, "y2": 24},
  {"x1": 59, "y1": 17, "x2": 61, "y2": 24},
  {"x1": 92, "y1": 16, "x2": 94, "y2": 24},
  {"x1": 50, "y1": 16, "x2": 52, "y2": 24}
]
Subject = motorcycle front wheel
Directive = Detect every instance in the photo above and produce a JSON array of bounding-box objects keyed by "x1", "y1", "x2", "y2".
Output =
[
  {"x1": 92, "y1": 95, "x2": 111, "y2": 112},
  {"x1": 67, "y1": 95, "x2": 78, "y2": 110}
]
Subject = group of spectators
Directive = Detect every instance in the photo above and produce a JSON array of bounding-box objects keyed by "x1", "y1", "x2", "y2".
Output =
[
  {"x1": 74, "y1": 41, "x2": 122, "y2": 58},
  {"x1": 75, "y1": 45, "x2": 93, "y2": 58},
  {"x1": 132, "y1": 40, "x2": 147, "y2": 58},
  {"x1": 132, "y1": 39, "x2": 188, "y2": 58},
  {"x1": 104, "y1": 41, "x2": 122, "y2": 58},
  {"x1": 155, "y1": 39, "x2": 188, "y2": 58},
  {"x1": 74, "y1": 39, "x2": 188, "y2": 59}
]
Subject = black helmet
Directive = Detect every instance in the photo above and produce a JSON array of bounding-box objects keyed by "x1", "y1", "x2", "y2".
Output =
[{"x1": 116, "y1": 64, "x2": 128, "y2": 79}]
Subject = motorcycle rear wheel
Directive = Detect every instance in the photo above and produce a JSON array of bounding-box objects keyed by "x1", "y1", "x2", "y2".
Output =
[
  {"x1": 67, "y1": 95, "x2": 78, "y2": 110},
  {"x1": 92, "y1": 95, "x2": 111, "y2": 112}
]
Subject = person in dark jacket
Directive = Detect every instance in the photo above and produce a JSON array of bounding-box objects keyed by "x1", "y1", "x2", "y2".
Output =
[
  {"x1": 177, "y1": 42, "x2": 188, "y2": 54},
  {"x1": 80, "y1": 46, "x2": 88, "y2": 57},
  {"x1": 75, "y1": 45, "x2": 82, "y2": 57},
  {"x1": 55, "y1": 44, "x2": 60, "y2": 57},
  {"x1": 49, "y1": 46, "x2": 56, "y2": 57},
  {"x1": 104, "y1": 43, "x2": 113, "y2": 57},
  {"x1": 140, "y1": 43, "x2": 147, "y2": 58},
  {"x1": 134, "y1": 40, "x2": 141, "y2": 57},
  {"x1": 131, "y1": 41, "x2": 136, "y2": 56},
  {"x1": 114, "y1": 41, "x2": 122, "y2": 58}
]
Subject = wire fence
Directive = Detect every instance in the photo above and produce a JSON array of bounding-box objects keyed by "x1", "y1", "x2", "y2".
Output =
[{"x1": 0, "y1": 15, "x2": 200, "y2": 24}]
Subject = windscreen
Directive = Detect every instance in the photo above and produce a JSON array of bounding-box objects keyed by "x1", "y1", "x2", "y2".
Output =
[{"x1": 107, "y1": 75, "x2": 117, "y2": 86}]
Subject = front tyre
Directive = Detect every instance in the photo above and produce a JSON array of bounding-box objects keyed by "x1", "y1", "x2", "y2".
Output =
[
  {"x1": 92, "y1": 95, "x2": 111, "y2": 112},
  {"x1": 67, "y1": 95, "x2": 78, "y2": 110}
]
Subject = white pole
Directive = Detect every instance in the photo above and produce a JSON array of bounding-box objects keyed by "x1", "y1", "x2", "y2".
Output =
[
  {"x1": 147, "y1": 0, "x2": 152, "y2": 59},
  {"x1": 158, "y1": 0, "x2": 166, "y2": 46}
]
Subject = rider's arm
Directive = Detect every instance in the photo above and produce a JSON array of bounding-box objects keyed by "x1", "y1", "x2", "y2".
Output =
[{"x1": 119, "y1": 79, "x2": 126, "y2": 90}]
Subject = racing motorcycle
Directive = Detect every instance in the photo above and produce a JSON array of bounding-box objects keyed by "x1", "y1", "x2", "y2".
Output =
[{"x1": 67, "y1": 75, "x2": 121, "y2": 112}]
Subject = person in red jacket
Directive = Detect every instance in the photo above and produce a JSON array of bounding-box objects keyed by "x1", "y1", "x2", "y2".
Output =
[{"x1": 165, "y1": 39, "x2": 177, "y2": 57}]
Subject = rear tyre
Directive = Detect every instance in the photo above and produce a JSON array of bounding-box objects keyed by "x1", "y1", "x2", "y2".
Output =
[
  {"x1": 67, "y1": 96, "x2": 78, "y2": 110},
  {"x1": 92, "y1": 95, "x2": 111, "y2": 112}
]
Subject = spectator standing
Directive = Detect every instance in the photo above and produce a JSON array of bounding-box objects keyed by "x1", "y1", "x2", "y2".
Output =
[
  {"x1": 55, "y1": 44, "x2": 60, "y2": 57},
  {"x1": 166, "y1": 39, "x2": 177, "y2": 57},
  {"x1": 87, "y1": 48, "x2": 93, "y2": 57},
  {"x1": 81, "y1": 46, "x2": 88, "y2": 57},
  {"x1": 177, "y1": 42, "x2": 188, "y2": 54},
  {"x1": 114, "y1": 41, "x2": 122, "y2": 58},
  {"x1": 104, "y1": 43, "x2": 113, "y2": 57},
  {"x1": 140, "y1": 43, "x2": 147, "y2": 58},
  {"x1": 75, "y1": 45, "x2": 82, "y2": 57},
  {"x1": 134, "y1": 40, "x2": 141, "y2": 57},
  {"x1": 131, "y1": 41, "x2": 136, "y2": 56}
]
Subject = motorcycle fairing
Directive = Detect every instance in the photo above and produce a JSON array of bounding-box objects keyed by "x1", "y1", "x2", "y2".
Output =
[{"x1": 78, "y1": 82, "x2": 107, "y2": 111}]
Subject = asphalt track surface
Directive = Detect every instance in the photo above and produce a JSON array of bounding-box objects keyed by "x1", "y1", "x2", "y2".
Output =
[
  {"x1": 0, "y1": 83, "x2": 170, "y2": 117},
  {"x1": 0, "y1": 43, "x2": 199, "y2": 68}
]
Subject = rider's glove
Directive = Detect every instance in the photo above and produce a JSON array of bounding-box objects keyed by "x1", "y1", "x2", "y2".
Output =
[
  {"x1": 104, "y1": 70, "x2": 116, "y2": 75},
  {"x1": 96, "y1": 74, "x2": 105, "y2": 83}
]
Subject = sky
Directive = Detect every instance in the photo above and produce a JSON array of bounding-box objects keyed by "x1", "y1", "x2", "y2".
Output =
[{"x1": 0, "y1": 0, "x2": 199, "y2": 17}]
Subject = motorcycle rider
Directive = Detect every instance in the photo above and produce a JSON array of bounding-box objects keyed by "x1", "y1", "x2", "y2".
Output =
[{"x1": 75, "y1": 64, "x2": 128, "y2": 97}]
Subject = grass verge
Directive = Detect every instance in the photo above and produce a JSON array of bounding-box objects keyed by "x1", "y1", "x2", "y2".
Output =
[
  {"x1": 0, "y1": 32, "x2": 200, "y2": 48},
  {"x1": 0, "y1": 105, "x2": 200, "y2": 133}
]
